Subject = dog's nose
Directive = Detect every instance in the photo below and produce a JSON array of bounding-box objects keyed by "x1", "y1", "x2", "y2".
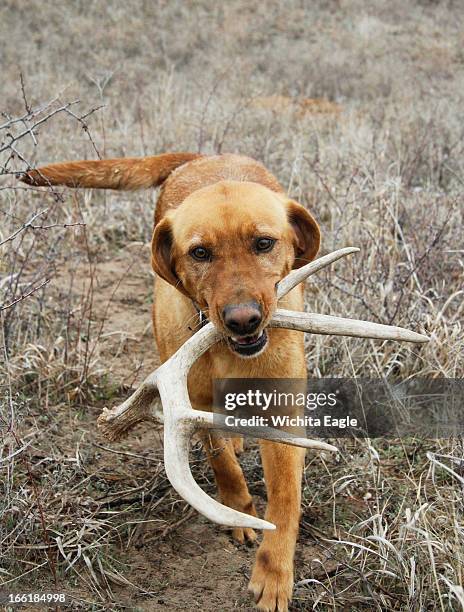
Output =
[{"x1": 222, "y1": 302, "x2": 262, "y2": 335}]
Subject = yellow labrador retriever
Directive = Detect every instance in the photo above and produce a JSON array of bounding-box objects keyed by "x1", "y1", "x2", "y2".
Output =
[{"x1": 22, "y1": 153, "x2": 321, "y2": 611}]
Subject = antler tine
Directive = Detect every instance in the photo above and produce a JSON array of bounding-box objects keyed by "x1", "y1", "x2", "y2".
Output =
[
  {"x1": 155, "y1": 368, "x2": 277, "y2": 530},
  {"x1": 97, "y1": 370, "x2": 160, "y2": 440},
  {"x1": 276, "y1": 247, "x2": 360, "y2": 299},
  {"x1": 271, "y1": 310, "x2": 429, "y2": 343},
  {"x1": 162, "y1": 416, "x2": 276, "y2": 530},
  {"x1": 152, "y1": 324, "x2": 338, "y2": 529},
  {"x1": 188, "y1": 409, "x2": 339, "y2": 453}
]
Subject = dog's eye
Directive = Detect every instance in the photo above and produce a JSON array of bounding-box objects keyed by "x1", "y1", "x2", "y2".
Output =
[
  {"x1": 190, "y1": 246, "x2": 211, "y2": 261},
  {"x1": 254, "y1": 237, "x2": 275, "y2": 253}
]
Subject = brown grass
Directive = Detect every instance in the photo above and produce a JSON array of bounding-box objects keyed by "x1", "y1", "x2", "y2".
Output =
[{"x1": 1, "y1": 1, "x2": 463, "y2": 609}]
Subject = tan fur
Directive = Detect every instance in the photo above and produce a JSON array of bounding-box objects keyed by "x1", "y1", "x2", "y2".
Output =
[
  {"x1": 20, "y1": 152, "x2": 201, "y2": 189},
  {"x1": 21, "y1": 153, "x2": 321, "y2": 612}
]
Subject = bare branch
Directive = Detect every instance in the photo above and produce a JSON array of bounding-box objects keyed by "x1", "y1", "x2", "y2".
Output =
[
  {"x1": 0, "y1": 209, "x2": 48, "y2": 247},
  {"x1": 0, "y1": 279, "x2": 50, "y2": 311}
]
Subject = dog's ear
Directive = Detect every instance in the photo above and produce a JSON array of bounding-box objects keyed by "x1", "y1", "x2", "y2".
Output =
[
  {"x1": 151, "y1": 218, "x2": 188, "y2": 296},
  {"x1": 286, "y1": 200, "x2": 321, "y2": 268}
]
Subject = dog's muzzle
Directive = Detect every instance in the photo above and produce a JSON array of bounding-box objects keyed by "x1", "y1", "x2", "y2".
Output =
[
  {"x1": 222, "y1": 301, "x2": 268, "y2": 357},
  {"x1": 192, "y1": 300, "x2": 269, "y2": 357}
]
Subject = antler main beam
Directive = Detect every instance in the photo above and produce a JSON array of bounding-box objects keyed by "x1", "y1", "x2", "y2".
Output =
[{"x1": 98, "y1": 247, "x2": 429, "y2": 530}]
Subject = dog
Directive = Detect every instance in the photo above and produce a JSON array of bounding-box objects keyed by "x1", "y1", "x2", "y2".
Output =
[{"x1": 22, "y1": 153, "x2": 321, "y2": 611}]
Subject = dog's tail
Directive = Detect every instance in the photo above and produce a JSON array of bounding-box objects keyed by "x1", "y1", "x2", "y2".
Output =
[{"x1": 19, "y1": 152, "x2": 202, "y2": 190}]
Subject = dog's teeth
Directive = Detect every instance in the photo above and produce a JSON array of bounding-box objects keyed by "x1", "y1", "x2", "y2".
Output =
[{"x1": 230, "y1": 331, "x2": 265, "y2": 346}]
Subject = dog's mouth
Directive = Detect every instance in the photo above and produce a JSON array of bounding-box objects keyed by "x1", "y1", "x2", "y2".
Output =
[{"x1": 226, "y1": 329, "x2": 268, "y2": 358}]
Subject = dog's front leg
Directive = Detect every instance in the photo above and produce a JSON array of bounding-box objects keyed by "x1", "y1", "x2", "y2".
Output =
[{"x1": 249, "y1": 440, "x2": 305, "y2": 612}]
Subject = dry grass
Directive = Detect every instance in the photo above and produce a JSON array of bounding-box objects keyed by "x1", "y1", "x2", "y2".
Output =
[{"x1": 1, "y1": 1, "x2": 463, "y2": 609}]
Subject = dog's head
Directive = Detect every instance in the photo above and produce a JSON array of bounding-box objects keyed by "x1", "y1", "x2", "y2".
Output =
[{"x1": 151, "y1": 181, "x2": 320, "y2": 358}]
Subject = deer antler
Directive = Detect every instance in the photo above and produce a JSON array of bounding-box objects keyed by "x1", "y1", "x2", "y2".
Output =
[{"x1": 97, "y1": 247, "x2": 429, "y2": 530}]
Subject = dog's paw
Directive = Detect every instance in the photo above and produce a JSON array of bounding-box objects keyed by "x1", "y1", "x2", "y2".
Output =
[
  {"x1": 232, "y1": 436, "x2": 245, "y2": 455},
  {"x1": 229, "y1": 499, "x2": 258, "y2": 544},
  {"x1": 220, "y1": 490, "x2": 258, "y2": 545},
  {"x1": 248, "y1": 549, "x2": 293, "y2": 611},
  {"x1": 232, "y1": 525, "x2": 257, "y2": 544}
]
